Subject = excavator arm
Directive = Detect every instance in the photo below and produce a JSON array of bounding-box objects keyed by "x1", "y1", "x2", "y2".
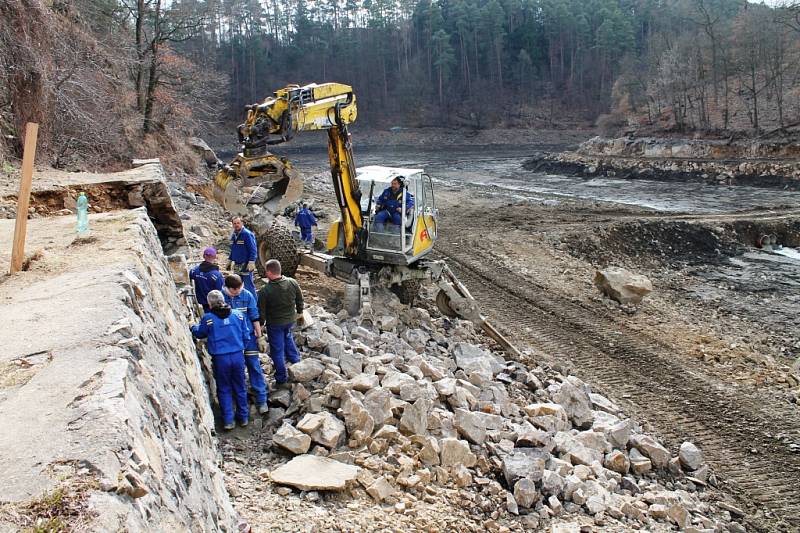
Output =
[{"x1": 227, "y1": 83, "x2": 365, "y2": 257}]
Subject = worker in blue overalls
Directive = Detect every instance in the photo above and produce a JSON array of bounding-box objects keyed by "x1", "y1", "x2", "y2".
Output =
[
  {"x1": 228, "y1": 216, "x2": 258, "y2": 297},
  {"x1": 223, "y1": 274, "x2": 269, "y2": 415},
  {"x1": 189, "y1": 247, "x2": 225, "y2": 312},
  {"x1": 374, "y1": 176, "x2": 414, "y2": 231},
  {"x1": 294, "y1": 203, "x2": 318, "y2": 248},
  {"x1": 191, "y1": 290, "x2": 250, "y2": 430}
]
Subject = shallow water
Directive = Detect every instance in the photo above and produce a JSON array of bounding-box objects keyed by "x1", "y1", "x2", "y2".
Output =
[{"x1": 283, "y1": 144, "x2": 800, "y2": 214}]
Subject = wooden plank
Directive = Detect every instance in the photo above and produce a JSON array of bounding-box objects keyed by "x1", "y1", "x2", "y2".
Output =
[{"x1": 9, "y1": 123, "x2": 39, "y2": 274}]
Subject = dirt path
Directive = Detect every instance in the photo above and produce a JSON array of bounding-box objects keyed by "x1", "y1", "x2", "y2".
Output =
[{"x1": 436, "y1": 200, "x2": 800, "y2": 532}]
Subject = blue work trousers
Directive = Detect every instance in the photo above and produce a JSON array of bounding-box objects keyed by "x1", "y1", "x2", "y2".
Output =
[
  {"x1": 235, "y1": 266, "x2": 258, "y2": 297},
  {"x1": 243, "y1": 336, "x2": 267, "y2": 405},
  {"x1": 212, "y1": 351, "x2": 249, "y2": 425},
  {"x1": 266, "y1": 323, "x2": 301, "y2": 383},
  {"x1": 374, "y1": 209, "x2": 401, "y2": 227},
  {"x1": 300, "y1": 227, "x2": 314, "y2": 243}
]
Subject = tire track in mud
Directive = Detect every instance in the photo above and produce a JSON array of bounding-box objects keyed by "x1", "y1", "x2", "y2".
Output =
[{"x1": 437, "y1": 243, "x2": 800, "y2": 532}]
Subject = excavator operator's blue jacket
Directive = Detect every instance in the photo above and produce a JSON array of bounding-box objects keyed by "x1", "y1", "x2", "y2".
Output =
[
  {"x1": 230, "y1": 227, "x2": 257, "y2": 264},
  {"x1": 191, "y1": 307, "x2": 249, "y2": 355},
  {"x1": 376, "y1": 186, "x2": 414, "y2": 213}
]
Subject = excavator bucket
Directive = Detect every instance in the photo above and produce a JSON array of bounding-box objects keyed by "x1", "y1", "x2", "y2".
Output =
[{"x1": 212, "y1": 153, "x2": 303, "y2": 216}]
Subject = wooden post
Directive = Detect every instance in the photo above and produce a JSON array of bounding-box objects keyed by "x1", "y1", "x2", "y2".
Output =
[{"x1": 10, "y1": 123, "x2": 39, "y2": 274}]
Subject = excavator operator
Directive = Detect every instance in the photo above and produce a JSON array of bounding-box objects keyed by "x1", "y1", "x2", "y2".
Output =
[{"x1": 374, "y1": 176, "x2": 414, "y2": 231}]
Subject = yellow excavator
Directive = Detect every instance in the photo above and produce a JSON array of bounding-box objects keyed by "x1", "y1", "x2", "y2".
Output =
[{"x1": 208, "y1": 82, "x2": 518, "y2": 355}]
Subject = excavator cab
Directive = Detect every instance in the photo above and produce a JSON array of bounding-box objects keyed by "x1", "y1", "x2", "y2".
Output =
[{"x1": 356, "y1": 165, "x2": 438, "y2": 266}]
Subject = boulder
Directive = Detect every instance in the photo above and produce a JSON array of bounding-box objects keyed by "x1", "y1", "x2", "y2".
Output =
[
  {"x1": 363, "y1": 387, "x2": 393, "y2": 427},
  {"x1": 400, "y1": 398, "x2": 431, "y2": 436},
  {"x1": 297, "y1": 411, "x2": 346, "y2": 449},
  {"x1": 453, "y1": 408, "x2": 487, "y2": 445},
  {"x1": 541, "y1": 470, "x2": 565, "y2": 496},
  {"x1": 351, "y1": 373, "x2": 380, "y2": 392},
  {"x1": 502, "y1": 449, "x2": 549, "y2": 486},
  {"x1": 678, "y1": 441, "x2": 704, "y2": 471},
  {"x1": 667, "y1": 503, "x2": 690, "y2": 529},
  {"x1": 434, "y1": 377, "x2": 457, "y2": 397},
  {"x1": 523, "y1": 403, "x2": 571, "y2": 432},
  {"x1": 440, "y1": 438, "x2": 477, "y2": 467},
  {"x1": 605, "y1": 419, "x2": 632, "y2": 449},
  {"x1": 382, "y1": 371, "x2": 416, "y2": 393},
  {"x1": 288, "y1": 359, "x2": 325, "y2": 382},
  {"x1": 340, "y1": 392, "x2": 375, "y2": 444},
  {"x1": 630, "y1": 434, "x2": 670, "y2": 469},
  {"x1": 516, "y1": 430, "x2": 555, "y2": 452},
  {"x1": 273, "y1": 423, "x2": 312, "y2": 455},
  {"x1": 604, "y1": 450, "x2": 630, "y2": 474},
  {"x1": 338, "y1": 350, "x2": 364, "y2": 379},
  {"x1": 513, "y1": 478, "x2": 539, "y2": 508},
  {"x1": 629, "y1": 448, "x2": 652, "y2": 474},
  {"x1": 419, "y1": 436, "x2": 441, "y2": 466},
  {"x1": 452, "y1": 343, "x2": 497, "y2": 379},
  {"x1": 419, "y1": 359, "x2": 445, "y2": 381},
  {"x1": 594, "y1": 267, "x2": 653, "y2": 305},
  {"x1": 270, "y1": 454, "x2": 360, "y2": 491},
  {"x1": 366, "y1": 476, "x2": 396, "y2": 502},
  {"x1": 553, "y1": 379, "x2": 594, "y2": 428}
]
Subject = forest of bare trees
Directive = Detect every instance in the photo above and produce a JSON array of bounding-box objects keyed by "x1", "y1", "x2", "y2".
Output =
[{"x1": 1, "y1": 0, "x2": 800, "y2": 167}]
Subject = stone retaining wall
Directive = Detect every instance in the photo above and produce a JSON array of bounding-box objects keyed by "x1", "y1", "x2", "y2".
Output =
[{"x1": 0, "y1": 210, "x2": 237, "y2": 532}]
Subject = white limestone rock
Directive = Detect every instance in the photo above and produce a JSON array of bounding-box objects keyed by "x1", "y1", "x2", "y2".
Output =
[
  {"x1": 273, "y1": 423, "x2": 312, "y2": 455},
  {"x1": 270, "y1": 454, "x2": 360, "y2": 491},
  {"x1": 594, "y1": 267, "x2": 653, "y2": 305}
]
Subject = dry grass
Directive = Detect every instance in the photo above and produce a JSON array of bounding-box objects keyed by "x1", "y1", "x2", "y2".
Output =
[{"x1": 0, "y1": 464, "x2": 98, "y2": 533}]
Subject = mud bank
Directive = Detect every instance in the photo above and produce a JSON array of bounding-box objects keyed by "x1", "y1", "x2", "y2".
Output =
[
  {"x1": 525, "y1": 136, "x2": 800, "y2": 190},
  {"x1": 0, "y1": 209, "x2": 236, "y2": 531}
]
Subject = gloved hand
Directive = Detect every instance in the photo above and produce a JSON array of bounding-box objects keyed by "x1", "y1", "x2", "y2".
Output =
[
  {"x1": 257, "y1": 335, "x2": 268, "y2": 353},
  {"x1": 295, "y1": 312, "x2": 305, "y2": 326},
  {"x1": 246, "y1": 260, "x2": 256, "y2": 272}
]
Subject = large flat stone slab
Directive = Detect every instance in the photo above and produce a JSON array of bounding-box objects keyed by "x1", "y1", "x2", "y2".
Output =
[{"x1": 270, "y1": 454, "x2": 361, "y2": 491}]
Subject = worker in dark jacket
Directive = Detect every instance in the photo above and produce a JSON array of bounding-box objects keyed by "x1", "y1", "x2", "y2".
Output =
[
  {"x1": 191, "y1": 290, "x2": 249, "y2": 430},
  {"x1": 374, "y1": 176, "x2": 414, "y2": 230},
  {"x1": 189, "y1": 247, "x2": 225, "y2": 311},
  {"x1": 294, "y1": 203, "x2": 318, "y2": 247},
  {"x1": 228, "y1": 216, "x2": 258, "y2": 297},
  {"x1": 257, "y1": 259, "x2": 304, "y2": 385},
  {"x1": 223, "y1": 274, "x2": 268, "y2": 414}
]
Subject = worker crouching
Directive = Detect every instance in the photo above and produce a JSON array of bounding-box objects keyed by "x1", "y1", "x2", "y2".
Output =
[{"x1": 191, "y1": 290, "x2": 250, "y2": 430}]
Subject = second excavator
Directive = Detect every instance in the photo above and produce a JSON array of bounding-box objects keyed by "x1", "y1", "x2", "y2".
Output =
[{"x1": 208, "y1": 82, "x2": 519, "y2": 355}]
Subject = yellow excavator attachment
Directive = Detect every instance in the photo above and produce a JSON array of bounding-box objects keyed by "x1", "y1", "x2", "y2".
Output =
[{"x1": 212, "y1": 154, "x2": 303, "y2": 216}]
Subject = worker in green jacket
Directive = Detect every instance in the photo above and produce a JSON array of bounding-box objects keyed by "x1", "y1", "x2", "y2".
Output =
[{"x1": 257, "y1": 259, "x2": 304, "y2": 385}]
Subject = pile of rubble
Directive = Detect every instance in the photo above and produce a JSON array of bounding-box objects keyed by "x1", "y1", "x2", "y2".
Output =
[{"x1": 221, "y1": 292, "x2": 747, "y2": 532}]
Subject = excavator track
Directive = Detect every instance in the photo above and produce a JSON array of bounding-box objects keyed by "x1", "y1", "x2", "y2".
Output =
[{"x1": 437, "y1": 243, "x2": 800, "y2": 532}]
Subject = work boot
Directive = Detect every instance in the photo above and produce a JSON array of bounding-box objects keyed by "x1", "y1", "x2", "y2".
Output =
[
  {"x1": 239, "y1": 419, "x2": 249, "y2": 428},
  {"x1": 223, "y1": 422, "x2": 235, "y2": 431},
  {"x1": 257, "y1": 403, "x2": 269, "y2": 415}
]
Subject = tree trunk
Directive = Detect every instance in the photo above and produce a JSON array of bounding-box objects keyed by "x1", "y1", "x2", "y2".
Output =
[
  {"x1": 135, "y1": 0, "x2": 146, "y2": 112},
  {"x1": 142, "y1": 42, "x2": 160, "y2": 133}
]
